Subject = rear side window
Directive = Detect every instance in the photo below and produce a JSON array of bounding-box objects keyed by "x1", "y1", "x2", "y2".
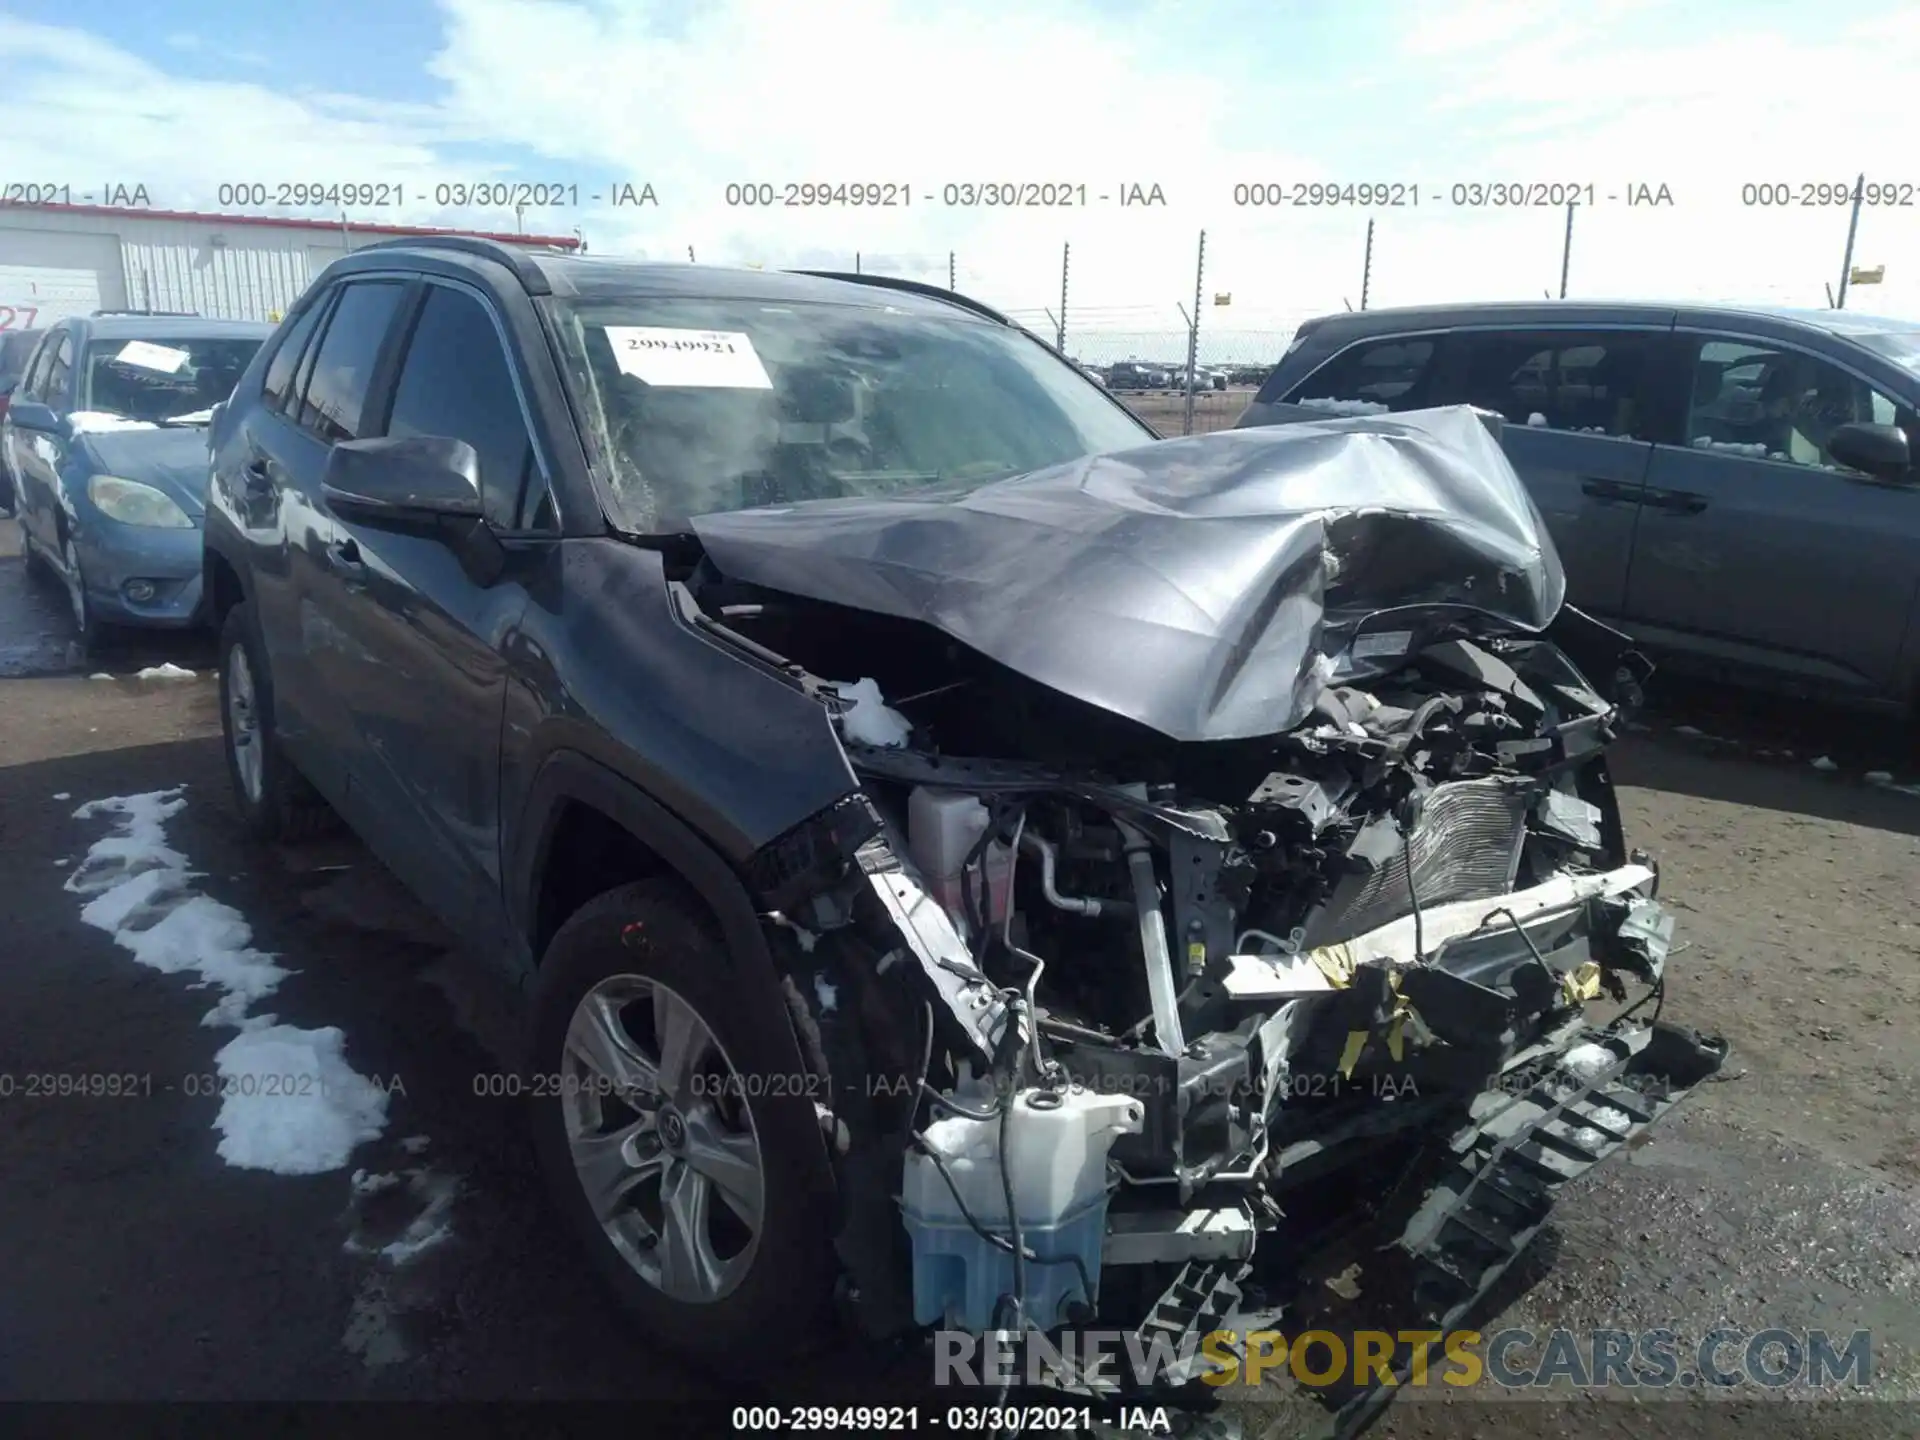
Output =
[
  {"x1": 298, "y1": 280, "x2": 405, "y2": 442},
  {"x1": 1441, "y1": 330, "x2": 1660, "y2": 438},
  {"x1": 381, "y1": 284, "x2": 537, "y2": 530},
  {"x1": 261, "y1": 303, "x2": 326, "y2": 413},
  {"x1": 1284, "y1": 336, "x2": 1436, "y2": 414}
]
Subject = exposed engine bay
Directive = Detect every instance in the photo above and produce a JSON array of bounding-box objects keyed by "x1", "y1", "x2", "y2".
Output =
[{"x1": 667, "y1": 408, "x2": 1728, "y2": 1428}]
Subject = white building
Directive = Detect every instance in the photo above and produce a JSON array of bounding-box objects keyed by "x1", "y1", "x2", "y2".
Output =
[{"x1": 0, "y1": 203, "x2": 583, "y2": 329}]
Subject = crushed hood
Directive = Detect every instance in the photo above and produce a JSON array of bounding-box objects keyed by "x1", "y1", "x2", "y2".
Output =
[{"x1": 690, "y1": 405, "x2": 1567, "y2": 743}]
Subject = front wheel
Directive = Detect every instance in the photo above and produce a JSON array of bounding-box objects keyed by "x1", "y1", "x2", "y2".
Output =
[
  {"x1": 61, "y1": 534, "x2": 106, "y2": 652},
  {"x1": 529, "y1": 879, "x2": 836, "y2": 1368}
]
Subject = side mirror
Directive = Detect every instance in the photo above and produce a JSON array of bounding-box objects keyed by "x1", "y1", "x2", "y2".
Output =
[
  {"x1": 1828, "y1": 421, "x2": 1912, "y2": 481},
  {"x1": 321, "y1": 435, "x2": 484, "y2": 524},
  {"x1": 5, "y1": 400, "x2": 65, "y2": 435}
]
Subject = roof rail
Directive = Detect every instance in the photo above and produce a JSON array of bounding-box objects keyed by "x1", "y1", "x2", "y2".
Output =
[
  {"x1": 345, "y1": 235, "x2": 555, "y2": 295},
  {"x1": 786, "y1": 271, "x2": 1012, "y2": 326},
  {"x1": 91, "y1": 308, "x2": 201, "y2": 317}
]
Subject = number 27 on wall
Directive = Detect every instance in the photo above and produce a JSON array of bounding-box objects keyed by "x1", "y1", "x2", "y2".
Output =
[{"x1": 0, "y1": 306, "x2": 41, "y2": 330}]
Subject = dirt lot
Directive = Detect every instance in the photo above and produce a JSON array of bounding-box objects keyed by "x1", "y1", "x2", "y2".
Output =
[
  {"x1": 2, "y1": 514, "x2": 1919, "y2": 1437},
  {"x1": 1113, "y1": 386, "x2": 1253, "y2": 436}
]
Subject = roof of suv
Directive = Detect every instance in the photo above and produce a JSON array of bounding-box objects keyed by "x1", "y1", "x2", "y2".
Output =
[
  {"x1": 1299, "y1": 298, "x2": 1919, "y2": 341},
  {"x1": 337, "y1": 235, "x2": 1015, "y2": 326}
]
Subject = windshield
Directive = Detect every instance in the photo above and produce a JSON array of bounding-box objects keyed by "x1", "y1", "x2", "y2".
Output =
[
  {"x1": 1855, "y1": 330, "x2": 1920, "y2": 380},
  {"x1": 544, "y1": 294, "x2": 1152, "y2": 531},
  {"x1": 80, "y1": 336, "x2": 264, "y2": 423}
]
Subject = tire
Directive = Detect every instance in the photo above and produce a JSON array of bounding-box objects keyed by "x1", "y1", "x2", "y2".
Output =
[
  {"x1": 20, "y1": 526, "x2": 56, "y2": 585},
  {"x1": 217, "y1": 600, "x2": 336, "y2": 842},
  {"x1": 529, "y1": 879, "x2": 836, "y2": 1370},
  {"x1": 60, "y1": 532, "x2": 108, "y2": 653}
]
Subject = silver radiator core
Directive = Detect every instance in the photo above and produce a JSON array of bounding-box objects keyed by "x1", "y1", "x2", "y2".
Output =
[{"x1": 1303, "y1": 776, "x2": 1533, "y2": 947}]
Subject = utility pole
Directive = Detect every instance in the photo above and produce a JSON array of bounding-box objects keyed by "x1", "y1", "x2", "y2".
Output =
[
  {"x1": 856, "y1": 252, "x2": 862, "y2": 274},
  {"x1": 1836, "y1": 173, "x2": 1866, "y2": 309},
  {"x1": 687, "y1": 246, "x2": 695, "y2": 263},
  {"x1": 1183, "y1": 229, "x2": 1206, "y2": 436},
  {"x1": 1359, "y1": 219, "x2": 1374, "y2": 311},
  {"x1": 949, "y1": 251, "x2": 955, "y2": 290},
  {"x1": 1559, "y1": 201, "x2": 1574, "y2": 299},
  {"x1": 1057, "y1": 243, "x2": 1070, "y2": 353}
]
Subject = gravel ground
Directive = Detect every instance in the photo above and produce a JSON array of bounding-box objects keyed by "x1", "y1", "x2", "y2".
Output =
[{"x1": 2, "y1": 515, "x2": 1918, "y2": 1438}]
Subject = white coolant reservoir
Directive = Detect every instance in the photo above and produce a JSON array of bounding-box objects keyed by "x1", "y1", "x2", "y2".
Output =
[
  {"x1": 906, "y1": 787, "x2": 1012, "y2": 931},
  {"x1": 900, "y1": 1086, "x2": 1145, "y2": 1331}
]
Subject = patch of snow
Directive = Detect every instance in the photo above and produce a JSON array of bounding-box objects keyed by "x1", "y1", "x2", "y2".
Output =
[
  {"x1": 344, "y1": 1166, "x2": 460, "y2": 1264},
  {"x1": 1570, "y1": 1126, "x2": 1608, "y2": 1151},
  {"x1": 68, "y1": 411, "x2": 160, "y2": 434},
  {"x1": 835, "y1": 676, "x2": 913, "y2": 748},
  {"x1": 167, "y1": 406, "x2": 218, "y2": 425},
  {"x1": 1562, "y1": 1042, "x2": 1617, "y2": 1080},
  {"x1": 1673, "y1": 725, "x2": 1705, "y2": 738},
  {"x1": 1526, "y1": 412, "x2": 1548, "y2": 427},
  {"x1": 66, "y1": 787, "x2": 392, "y2": 1172},
  {"x1": 212, "y1": 1026, "x2": 392, "y2": 1175},
  {"x1": 53, "y1": 791, "x2": 70, "y2": 800},
  {"x1": 1589, "y1": 1104, "x2": 1633, "y2": 1131},
  {"x1": 54, "y1": 859, "x2": 69, "y2": 867},
  {"x1": 89, "y1": 672, "x2": 114, "y2": 681},
  {"x1": 1865, "y1": 771, "x2": 1894, "y2": 787},
  {"x1": 814, "y1": 973, "x2": 839, "y2": 1013},
  {"x1": 400, "y1": 1135, "x2": 432, "y2": 1155},
  {"x1": 1298, "y1": 396, "x2": 1390, "y2": 416},
  {"x1": 135, "y1": 662, "x2": 197, "y2": 680},
  {"x1": 352, "y1": 1168, "x2": 404, "y2": 1197},
  {"x1": 1811, "y1": 755, "x2": 1838, "y2": 772}
]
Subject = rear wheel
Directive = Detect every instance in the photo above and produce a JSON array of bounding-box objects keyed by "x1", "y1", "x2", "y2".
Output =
[
  {"x1": 529, "y1": 879, "x2": 835, "y2": 1368},
  {"x1": 217, "y1": 600, "x2": 336, "y2": 841}
]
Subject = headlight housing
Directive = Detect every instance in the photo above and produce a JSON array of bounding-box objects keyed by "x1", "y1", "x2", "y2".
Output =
[{"x1": 87, "y1": 474, "x2": 195, "y2": 529}]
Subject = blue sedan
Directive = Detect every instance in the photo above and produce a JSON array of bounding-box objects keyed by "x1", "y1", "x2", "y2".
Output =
[{"x1": 0, "y1": 315, "x2": 271, "y2": 649}]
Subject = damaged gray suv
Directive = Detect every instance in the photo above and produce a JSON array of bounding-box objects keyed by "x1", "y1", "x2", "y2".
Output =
[{"x1": 202, "y1": 237, "x2": 1725, "y2": 1429}]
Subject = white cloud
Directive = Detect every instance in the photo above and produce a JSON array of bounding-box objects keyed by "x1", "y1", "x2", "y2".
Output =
[{"x1": 5, "y1": 0, "x2": 1919, "y2": 354}]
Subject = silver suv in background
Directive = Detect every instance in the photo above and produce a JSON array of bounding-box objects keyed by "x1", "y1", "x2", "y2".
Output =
[{"x1": 1238, "y1": 302, "x2": 1920, "y2": 717}]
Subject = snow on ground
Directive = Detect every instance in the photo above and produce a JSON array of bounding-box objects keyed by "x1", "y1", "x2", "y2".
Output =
[
  {"x1": 134, "y1": 663, "x2": 197, "y2": 681},
  {"x1": 66, "y1": 787, "x2": 396, "y2": 1175},
  {"x1": 212, "y1": 1026, "x2": 392, "y2": 1175}
]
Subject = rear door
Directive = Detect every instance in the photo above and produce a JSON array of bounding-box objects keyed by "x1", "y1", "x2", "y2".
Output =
[
  {"x1": 1427, "y1": 324, "x2": 1672, "y2": 619},
  {"x1": 225, "y1": 279, "x2": 410, "y2": 800},
  {"x1": 307, "y1": 277, "x2": 545, "y2": 939},
  {"x1": 1622, "y1": 329, "x2": 1920, "y2": 699}
]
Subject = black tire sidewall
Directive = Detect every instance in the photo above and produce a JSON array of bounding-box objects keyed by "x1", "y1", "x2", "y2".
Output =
[{"x1": 528, "y1": 881, "x2": 836, "y2": 1366}]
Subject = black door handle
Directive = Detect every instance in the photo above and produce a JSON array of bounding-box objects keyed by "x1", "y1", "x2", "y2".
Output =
[
  {"x1": 1580, "y1": 477, "x2": 1636, "y2": 502},
  {"x1": 1643, "y1": 489, "x2": 1708, "y2": 515}
]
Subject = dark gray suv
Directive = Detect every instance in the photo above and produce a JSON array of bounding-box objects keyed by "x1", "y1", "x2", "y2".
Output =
[
  {"x1": 200, "y1": 239, "x2": 1722, "y2": 1423},
  {"x1": 1240, "y1": 301, "x2": 1920, "y2": 716}
]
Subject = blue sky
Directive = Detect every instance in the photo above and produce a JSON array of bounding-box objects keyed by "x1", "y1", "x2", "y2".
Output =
[{"x1": 6, "y1": 0, "x2": 1918, "y2": 348}]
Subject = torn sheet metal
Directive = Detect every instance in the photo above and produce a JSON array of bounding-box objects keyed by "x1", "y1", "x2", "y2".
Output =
[{"x1": 691, "y1": 406, "x2": 1566, "y2": 743}]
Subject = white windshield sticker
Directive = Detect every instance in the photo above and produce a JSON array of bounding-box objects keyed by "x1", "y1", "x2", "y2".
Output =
[
  {"x1": 114, "y1": 340, "x2": 191, "y2": 374},
  {"x1": 603, "y1": 327, "x2": 773, "y2": 389},
  {"x1": 1351, "y1": 630, "x2": 1413, "y2": 660}
]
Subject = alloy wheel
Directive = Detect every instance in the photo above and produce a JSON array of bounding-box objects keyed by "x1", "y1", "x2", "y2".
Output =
[
  {"x1": 559, "y1": 974, "x2": 766, "y2": 1304},
  {"x1": 226, "y1": 641, "x2": 264, "y2": 804}
]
